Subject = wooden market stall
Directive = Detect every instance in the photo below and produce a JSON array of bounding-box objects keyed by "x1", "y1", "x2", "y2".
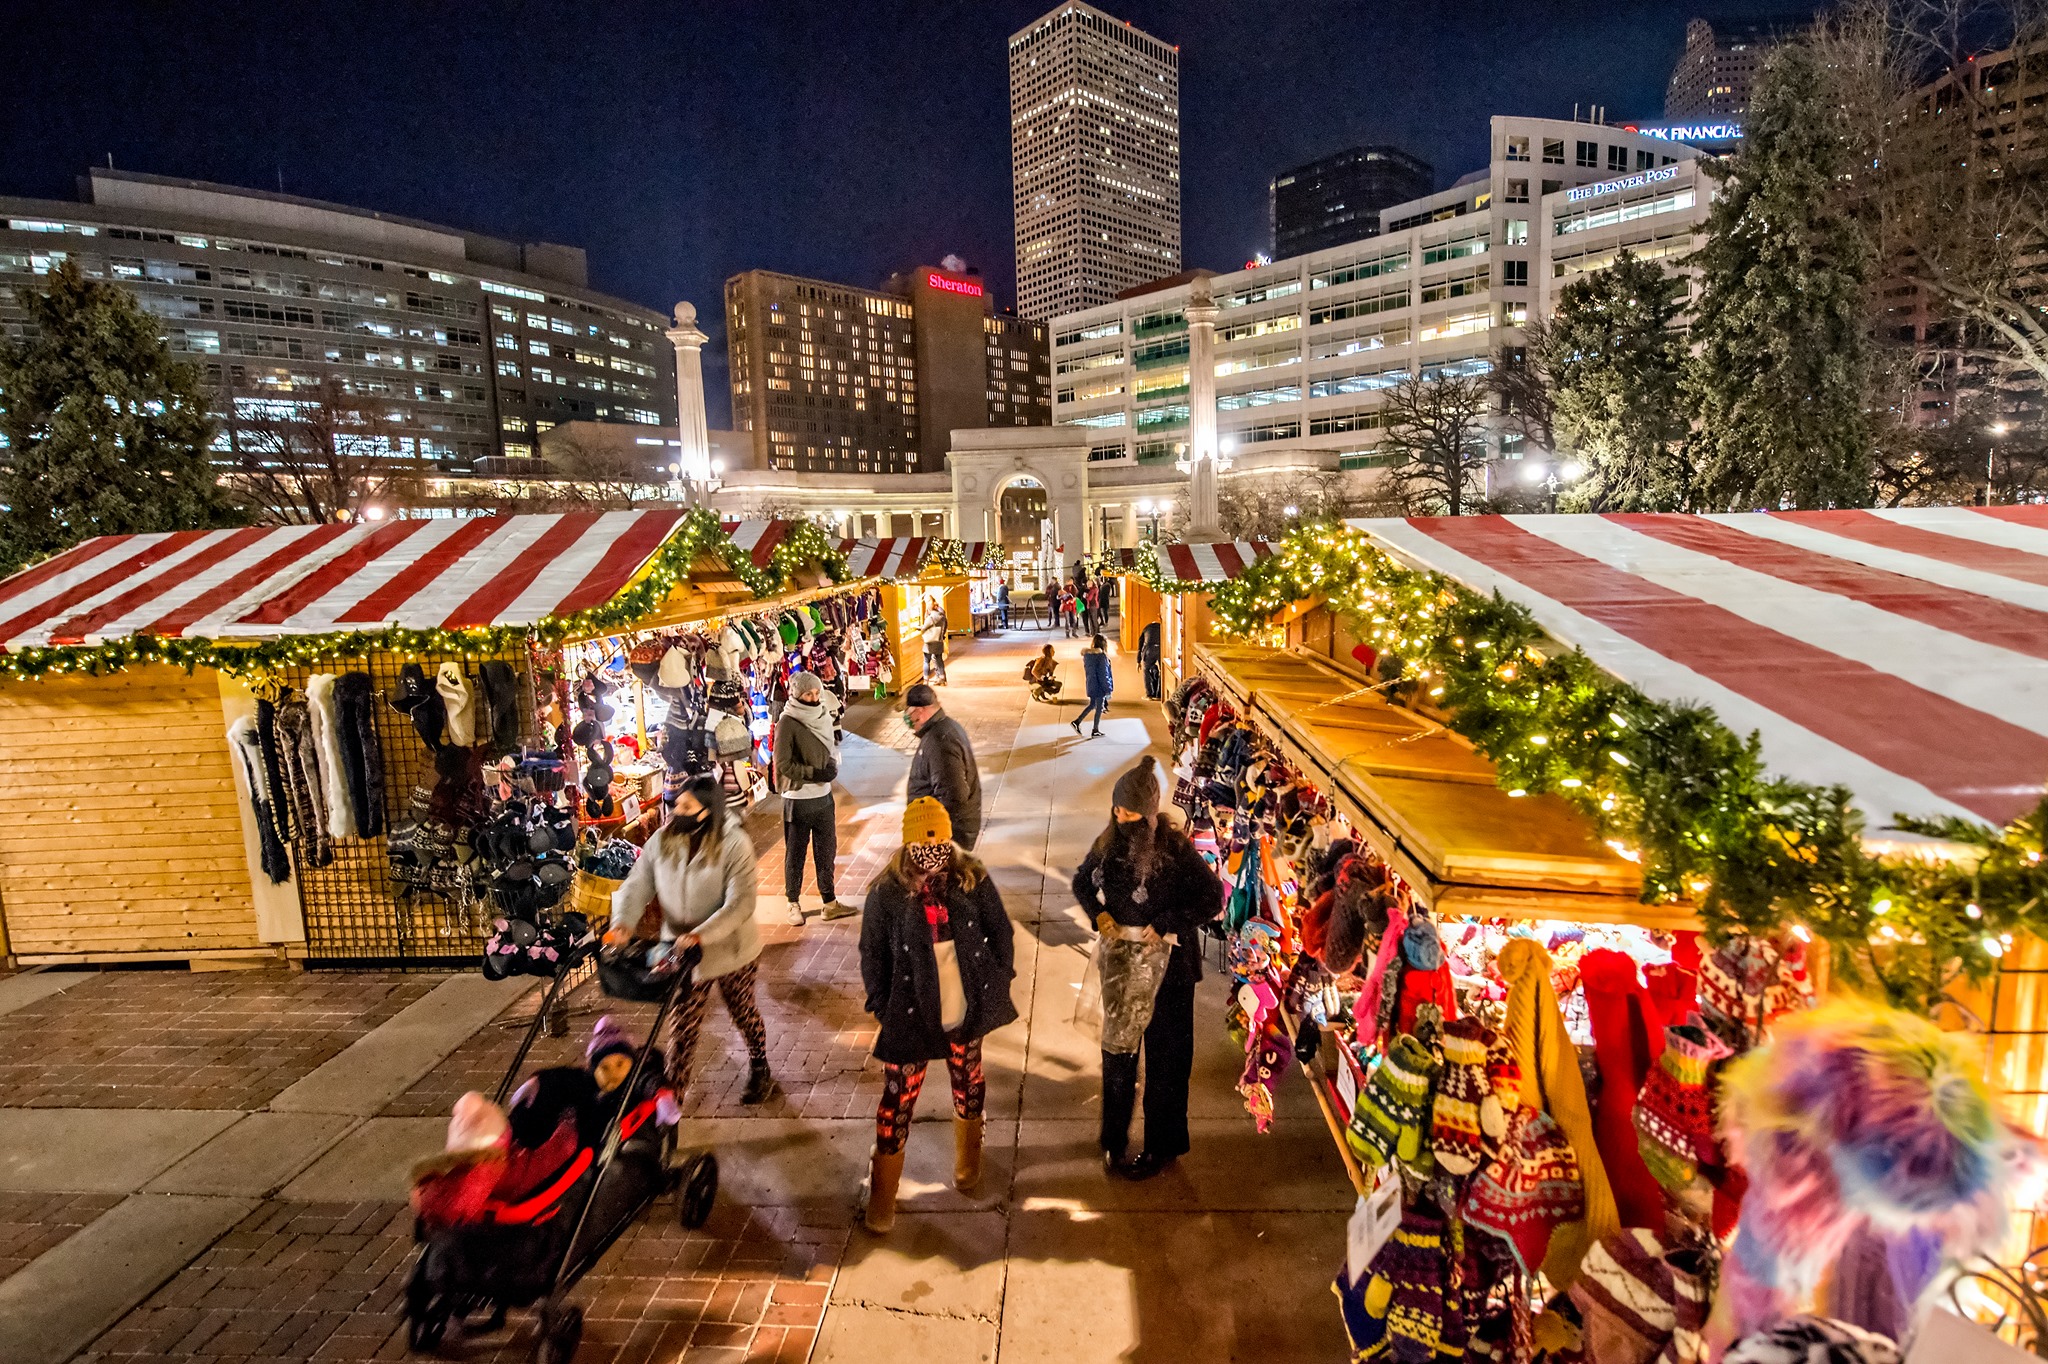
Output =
[
  {"x1": 1109, "y1": 539, "x2": 1273, "y2": 691},
  {"x1": 0, "y1": 512, "x2": 847, "y2": 968},
  {"x1": 1350, "y1": 507, "x2": 2048, "y2": 1134}
]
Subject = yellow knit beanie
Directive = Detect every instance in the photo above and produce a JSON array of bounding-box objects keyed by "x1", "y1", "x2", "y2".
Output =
[
  {"x1": 1498, "y1": 937, "x2": 1618, "y2": 1287},
  {"x1": 903, "y1": 795, "x2": 952, "y2": 847}
]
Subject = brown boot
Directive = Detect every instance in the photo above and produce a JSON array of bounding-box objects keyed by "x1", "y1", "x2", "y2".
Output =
[
  {"x1": 953, "y1": 1116, "x2": 984, "y2": 1193},
  {"x1": 863, "y1": 1150, "x2": 904, "y2": 1234}
]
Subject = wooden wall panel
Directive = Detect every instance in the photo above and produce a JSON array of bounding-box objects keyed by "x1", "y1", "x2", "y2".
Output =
[{"x1": 0, "y1": 666, "x2": 261, "y2": 958}]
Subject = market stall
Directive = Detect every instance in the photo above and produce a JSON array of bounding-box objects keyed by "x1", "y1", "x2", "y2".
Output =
[
  {"x1": 1104, "y1": 538, "x2": 1272, "y2": 689},
  {"x1": 1161, "y1": 510, "x2": 2048, "y2": 1362},
  {"x1": 0, "y1": 511, "x2": 851, "y2": 967}
]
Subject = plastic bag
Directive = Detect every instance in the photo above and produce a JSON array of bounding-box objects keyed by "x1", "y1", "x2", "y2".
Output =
[{"x1": 1072, "y1": 943, "x2": 1104, "y2": 1042}]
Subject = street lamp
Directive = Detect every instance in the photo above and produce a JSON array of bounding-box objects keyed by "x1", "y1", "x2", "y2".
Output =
[
  {"x1": 1989, "y1": 423, "x2": 2009, "y2": 505},
  {"x1": 1137, "y1": 498, "x2": 1160, "y2": 541}
]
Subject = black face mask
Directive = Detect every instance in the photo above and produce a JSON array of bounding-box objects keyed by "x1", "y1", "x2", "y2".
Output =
[{"x1": 671, "y1": 810, "x2": 709, "y2": 837}]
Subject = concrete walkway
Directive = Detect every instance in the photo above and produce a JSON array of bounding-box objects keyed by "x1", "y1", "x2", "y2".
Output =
[{"x1": 0, "y1": 626, "x2": 1350, "y2": 1363}]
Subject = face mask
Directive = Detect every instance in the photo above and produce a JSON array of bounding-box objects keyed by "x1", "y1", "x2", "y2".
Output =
[
  {"x1": 671, "y1": 810, "x2": 709, "y2": 837},
  {"x1": 908, "y1": 841, "x2": 951, "y2": 872}
]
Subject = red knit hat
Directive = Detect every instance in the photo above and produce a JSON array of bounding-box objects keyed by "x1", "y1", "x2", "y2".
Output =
[
  {"x1": 1578, "y1": 949, "x2": 1667, "y2": 1229},
  {"x1": 1465, "y1": 1106, "x2": 1586, "y2": 1275}
]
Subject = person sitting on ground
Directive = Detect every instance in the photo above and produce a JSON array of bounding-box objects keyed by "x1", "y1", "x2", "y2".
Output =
[{"x1": 1026, "y1": 644, "x2": 1061, "y2": 695}]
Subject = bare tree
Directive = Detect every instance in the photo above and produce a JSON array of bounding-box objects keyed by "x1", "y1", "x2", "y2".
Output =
[
  {"x1": 224, "y1": 377, "x2": 423, "y2": 524},
  {"x1": 1213, "y1": 469, "x2": 1360, "y2": 538},
  {"x1": 539, "y1": 433, "x2": 668, "y2": 507},
  {"x1": 1826, "y1": 0, "x2": 2048, "y2": 392},
  {"x1": 1375, "y1": 372, "x2": 1492, "y2": 515},
  {"x1": 1493, "y1": 329, "x2": 1559, "y2": 459}
]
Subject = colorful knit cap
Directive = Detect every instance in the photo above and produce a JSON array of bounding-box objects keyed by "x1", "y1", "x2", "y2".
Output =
[
  {"x1": 1395, "y1": 918, "x2": 1458, "y2": 1037},
  {"x1": 1760, "y1": 933, "x2": 1814, "y2": 1025},
  {"x1": 1375, "y1": 1203, "x2": 1448, "y2": 1364},
  {"x1": 1432, "y1": 1018, "x2": 1497, "y2": 1177},
  {"x1": 1633, "y1": 1019, "x2": 1732, "y2": 1193},
  {"x1": 1698, "y1": 934, "x2": 1779, "y2": 1051},
  {"x1": 1482, "y1": 1032, "x2": 1522, "y2": 1146},
  {"x1": 1237, "y1": 1024, "x2": 1291, "y2": 1134},
  {"x1": 1464, "y1": 1105, "x2": 1586, "y2": 1276},
  {"x1": 1566, "y1": 1229, "x2": 1707, "y2": 1364},
  {"x1": 1345, "y1": 1032, "x2": 1440, "y2": 1173},
  {"x1": 1719, "y1": 1315, "x2": 1900, "y2": 1364}
]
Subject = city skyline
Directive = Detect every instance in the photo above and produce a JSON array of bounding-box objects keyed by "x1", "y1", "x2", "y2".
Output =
[{"x1": 2, "y1": 0, "x2": 1814, "y2": 425}]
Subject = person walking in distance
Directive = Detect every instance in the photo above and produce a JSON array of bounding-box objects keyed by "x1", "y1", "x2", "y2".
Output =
[
  {"x1": 1076, "y1": 575, "x2": 1093, "y2": 637},
  {"x1": 1072, "y1": 633, "x2": 1113, "y2": 738},
  {"x1": 903, "y1": 682, "x2": 982, "y2": 849},
  {"x1": 606, "y1": 774, "x2": 775, "y2": 1105},
  {"x1": 995, "y1": 577, "x2": 1011, "y2": 630},
  {"x1": 921, "y1": 599, "x2": 948, "y2": 685},
  {"x1": 1072, "y1": 756, "x2": 1224, "y2": 1177},
  {"x1": 858, "y1": 797, "x2": 1017, "y2": 1232},
  {"x1": 774, "y1": 671, "x2": 854, "y2": 925}
]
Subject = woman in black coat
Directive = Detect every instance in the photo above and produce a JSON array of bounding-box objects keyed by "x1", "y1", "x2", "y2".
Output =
[
  {"x1": 858, "y1": 796, "x2": 1017, "y2": 1232},
  {"x1": 1072, "y1": 755, "x2": 1226, "y2": 1179}
]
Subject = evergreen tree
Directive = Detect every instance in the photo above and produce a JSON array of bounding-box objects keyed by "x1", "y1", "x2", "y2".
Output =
[
  {"x1": 0, "y1": 260, "x2": 245, "y2": 573},
  {"x1": 1684, "y1": 41, "x2": 1874, "y2": 510},
  {"x1": 1538, "y1": 252, "x2": 1692, "y2": 511}
]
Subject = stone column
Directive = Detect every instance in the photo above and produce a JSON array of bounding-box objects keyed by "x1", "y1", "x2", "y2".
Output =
[
  {"x1": 665, "y1": 302, "x2": 711, "y2": 504},
  {"x1": 1183, "y1": 278, "x2": 1222, "y2": 540}
]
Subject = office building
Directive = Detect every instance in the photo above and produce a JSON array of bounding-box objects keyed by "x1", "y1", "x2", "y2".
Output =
[
  {"x1": 0, "y1": 169, "x2": 674, "y2": 473},
  {"x1": 724, "y1": 263, "x2": 1050, "y2": 475},
  {"x1": 1050, "y1": 117, "x2": 1716, "y2": 469},
  {"x1": 1009, "y1": 2, "x2": 1181, "y2": 319},
  {"x1": 1665, "y1": 16, "x2": 1806, "y2": 121},
  {"x1": 1270, "y1": 145, "x2": 1435, "y2": 259}
]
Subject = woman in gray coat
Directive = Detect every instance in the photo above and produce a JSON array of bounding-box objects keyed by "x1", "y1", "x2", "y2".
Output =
[{"x1": 607, "y1": 774, "x2": 773, "y2": 1104}]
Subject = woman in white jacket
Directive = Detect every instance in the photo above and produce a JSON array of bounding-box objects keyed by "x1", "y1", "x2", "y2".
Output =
[{"x1": 606, "y1": 774, "x2": 774, "y2": 1104}]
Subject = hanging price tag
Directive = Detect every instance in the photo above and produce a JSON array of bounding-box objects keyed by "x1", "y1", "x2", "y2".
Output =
[
  {"x1": 1346, "y1": 1170, "x2": 1403, "y2": 1286},
  {"x1": 1336, "y1": 1052, "x2": 1359, "y2": 1116}
]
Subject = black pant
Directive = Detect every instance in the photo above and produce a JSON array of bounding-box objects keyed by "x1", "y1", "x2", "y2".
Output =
[
  {"x1": 782, "y1": 793, "x2": 836, "y2": 901},
  {"x1": 1100, "y1": 955, "x2": 1198, "y2": 1160}
]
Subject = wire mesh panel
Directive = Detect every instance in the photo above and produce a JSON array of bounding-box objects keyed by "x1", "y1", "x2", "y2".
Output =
[{"x1": 282, "y1": 647, "x2": 532, "y2": 968}]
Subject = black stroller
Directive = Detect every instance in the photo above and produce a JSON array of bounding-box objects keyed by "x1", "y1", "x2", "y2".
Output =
[{"x1": 403, "y1": 943, "x2": 719, "y2": 1362}]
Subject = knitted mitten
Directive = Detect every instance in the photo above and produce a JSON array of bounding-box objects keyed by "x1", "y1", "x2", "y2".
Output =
[
  {"x1": 1432, "y1": 1018, "x2": 1496, "y2": 1177},
  {"x1": 1345, "y1": 1033, "x2": 1440, "y2": 1171},
  {"x1": 1633, "y1": 1019, "x2": 1732, "y2": 1194}
]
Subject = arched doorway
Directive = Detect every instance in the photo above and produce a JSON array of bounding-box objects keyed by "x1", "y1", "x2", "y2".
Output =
[{"x1": 996, "y1": 476, "x2": 1047, "y2": 555}]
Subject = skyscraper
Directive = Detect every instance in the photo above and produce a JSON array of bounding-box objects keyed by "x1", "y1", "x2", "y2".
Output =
[
  {"x1": 1665, "y1": 16, "x2": 1807, "y2": 121},
  {"x1": 1270, "y1": 145, "x2": 1435, "y2": 258},
  {"x1": 1009, "y1": 2, "x2": 1181, "y2": 320}
]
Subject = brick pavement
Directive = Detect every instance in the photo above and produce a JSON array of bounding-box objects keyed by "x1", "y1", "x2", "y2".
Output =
[
  {"x1": 0, "y1": 971, "x2": 445, "y2": 1110},
  {"x1": 0, "y1": 1191, "x2": 123, "y2": 1280}
]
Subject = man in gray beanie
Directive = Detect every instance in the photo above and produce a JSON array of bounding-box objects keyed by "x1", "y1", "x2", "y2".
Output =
[{"x1": 774, "y1": 670, "x2": 852, "y2": 924}]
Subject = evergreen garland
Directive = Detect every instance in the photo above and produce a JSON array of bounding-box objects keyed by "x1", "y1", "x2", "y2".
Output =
[
  {"x1": 1205, "y1": 524, "x2": 2047, "y2": 1012},
  {"x1": 0, "y1": 508, "x2": 848, "y2": 683}
]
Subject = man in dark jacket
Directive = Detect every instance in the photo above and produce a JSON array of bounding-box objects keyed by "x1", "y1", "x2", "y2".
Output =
[{"x1": 903, "y1": 682, "x2": 982, "y2": 848}]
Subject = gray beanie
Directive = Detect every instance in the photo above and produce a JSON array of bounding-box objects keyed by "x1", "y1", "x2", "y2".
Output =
[
  {"x1": 1112, "y1": 755, "x2": 1161, "y2": 818},
  {"x1": 789, "y1": 670, "x2": 823, "y2": 698}
]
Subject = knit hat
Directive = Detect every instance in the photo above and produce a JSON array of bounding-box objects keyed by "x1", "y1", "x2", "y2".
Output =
[
  {"x1": 1579, "y1": 947, "x2": 1669, "y2": 1230},
  {"x1": 656, "y1": 644, "x2": 691, "y2": 690},
  {"x1": 585, "y1": 1014, "x2": 638, "y2": 1069},
  {"x1": 1567, "y1": 1229, "x2": 1707, "y2": 1364},
  {"x1": 447, "y1": 1091, "x2": 510, "y2": 1153},
  {"x1": 1112, "y1": 755, "x2": 1162, "y2": 819},
  {"x1": 1721, "y1": 1316, "x2": 1900, "y2": 1364},
  {"x1": 1345, "y1": 1032, "x2": 1439, "y2": 1173},
  {"x1": 1633, "y1": 1019, "x2": 1732, "y2": 1194},
  {"x1": 903, "y1": 681, "x2": 939, "y2": 709},
  {"x1": 1432, "y1": 1018, "x2": 1497, "y2": 1176},
  {"x1": 789, "y1": 669, "x2": 823, "y2": 699},
  {"x1": 1465, "y1": 1105, "x2": 1586, "y2": 1276},
  {"x1": 1699, "y1": 934, "x2": 1779, "y2": 1051},
  {"x1": 1394, "y1": 917, "x2": 1457, "y2": 1037},
  {"x1": 903, "y1": 795, "x2": 952, "y2": 846},
  {"x1": 1377, "y1": 1203, "x2": 1450, "y2": 1363}
]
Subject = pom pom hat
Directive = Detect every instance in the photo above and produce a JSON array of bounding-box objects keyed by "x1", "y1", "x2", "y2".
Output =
[{"x1": 903, "y1": 795, "x2": 952, "y2": 847}]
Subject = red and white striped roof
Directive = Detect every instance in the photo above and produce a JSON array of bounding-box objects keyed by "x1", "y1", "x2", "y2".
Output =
[
  {"x1": 719, "y1": 519, "x2": 802, "y2": 570},
  {"x1": 957, "y1": 542, "x2": 1004, "y2": 568},
  {"x1": 837, "y1": 537, "x2": 930, "y2": 581},
  {"x1": 1156, "y1": 540, "x2": 1274, "y2": 583},
  {"x1": 1351, "y1": 508, "x2": 2048, "y2": 829},
  {"x1": 0, "y1": 510, "x2": 688, "y2": 648}
]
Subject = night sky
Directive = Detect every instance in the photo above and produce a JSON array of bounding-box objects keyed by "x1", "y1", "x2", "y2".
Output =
[{"x1": 1, "y1": 1, "x2": 1806, "y2": 422}]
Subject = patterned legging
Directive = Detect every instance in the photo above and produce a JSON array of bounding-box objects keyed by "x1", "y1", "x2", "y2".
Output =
[
  {"x1": 874, "y1": 1036, "x2": 984, "y2": 1155},
  {"x1": 660, "y1": 960, "x2": 768, "y2": 1096}
]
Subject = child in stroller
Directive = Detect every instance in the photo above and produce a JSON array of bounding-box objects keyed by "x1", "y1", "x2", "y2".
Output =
[{"x1": 404, "y1": 1015, "x2": 702, "y2": 1358}]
